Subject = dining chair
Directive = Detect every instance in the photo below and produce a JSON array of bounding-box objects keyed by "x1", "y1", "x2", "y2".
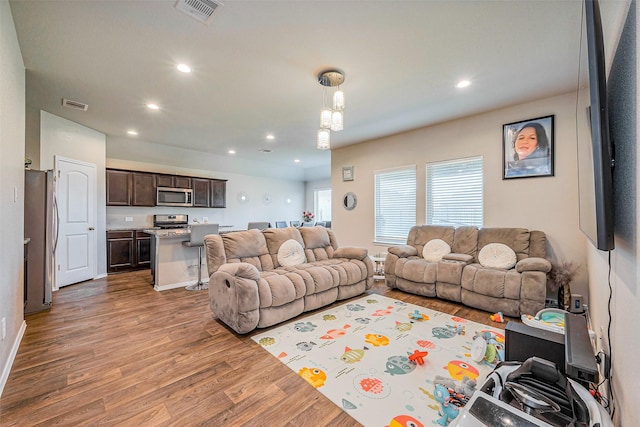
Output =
[
  {"x1": 290, "y1": 221, "x2": 301, "y2": 227},
  {"x1": 247, "y1": 222, "x2": 271, "y2": 230},
  {"x1": 275, "y1": 221, "x2": 287, "y2": 228}
]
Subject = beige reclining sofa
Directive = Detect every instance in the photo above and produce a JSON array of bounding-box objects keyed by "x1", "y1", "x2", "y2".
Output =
[
  {"x1": 204, "y1": 226, "x2": 373, "y2": 333},
  {"x1": 385, "y1": 225, "x2": 551, "y2": 317}
]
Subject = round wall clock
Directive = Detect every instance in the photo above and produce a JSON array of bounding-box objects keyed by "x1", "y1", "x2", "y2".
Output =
[{"x1": 262, "y1": 193, "x2": 273, "y2": 205}]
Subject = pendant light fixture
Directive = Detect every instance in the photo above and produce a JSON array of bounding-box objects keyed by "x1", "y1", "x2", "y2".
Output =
[{"x1": 316, "y1": 69, "x2": 345, "y2": 150}]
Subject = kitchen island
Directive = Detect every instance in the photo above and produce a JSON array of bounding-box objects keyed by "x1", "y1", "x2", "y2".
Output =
[{"x1": 145, "y1": 229, "x2": 210, "y2": 291}]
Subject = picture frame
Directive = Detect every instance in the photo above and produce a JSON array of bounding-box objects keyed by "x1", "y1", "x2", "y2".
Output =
[
  {"x1": 342, "y1": 166, "x2": 354, "y2": 181},
  {"x1": 503, "y1": 115, "x2": 554, "y2": 179}
]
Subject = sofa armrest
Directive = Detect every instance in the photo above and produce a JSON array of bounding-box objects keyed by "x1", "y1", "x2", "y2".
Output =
[
  {"x1": 388, "y1": 245, "x2": 418, "y2": 258},
  {"x1": 333, "y1": 246, "x2": 368, "y2": 260},
  {"x1": 442, "y1": 253, "x2": 473, "y2": 264},
  {"x1": 218, "y1": 262, "x2": 261, "y2": 281},
  {"x1": 515, "y1": 257, "x2": 552, "y2": 273}
]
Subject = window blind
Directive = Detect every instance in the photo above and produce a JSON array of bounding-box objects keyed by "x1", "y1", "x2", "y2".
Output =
[
  {"x1": 375, "y1": 166, "x2": 416, "y2": 244},
  {"x1": 426, "y1": 156, "x2": 483, "y2": 227}
]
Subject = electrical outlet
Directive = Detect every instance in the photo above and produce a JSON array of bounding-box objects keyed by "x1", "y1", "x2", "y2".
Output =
[
  {"x1": 1, "y1": 317, "x2": 6, "y2": 341},
  {"x1": 125, "y1": 216, "x2": 133, "y2": 222}
]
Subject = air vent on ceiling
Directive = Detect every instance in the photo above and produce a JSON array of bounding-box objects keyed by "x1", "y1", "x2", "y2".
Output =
[
  {"x1": 259, "y1": 149, "x2": 272, "y2": 153},
  {"x1": 175, "y1": 0, "x2": 223, "y2": 25},
  {"x1": 61, "y1": 98, "x2": 88, "y2": 111}
]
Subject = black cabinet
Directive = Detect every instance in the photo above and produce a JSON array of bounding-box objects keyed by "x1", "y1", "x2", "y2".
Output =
[
  {"x1": 107, "y1": 230, "x2": 151, "y2": 273},
  {"x1": 210, "y1": 180, "x2": 226, "y2": 208},
  {"x1": 106, "y1": 170, "x2": 131, "y2": 206},
  {"x1": 106, "y1": 168, "x2": 226, "y2": 208},
  {"x1": 156, "y1": 174, "x2": 192, "y2": 189},
  {"x1": 131, "y1": 173, "x2": 156, "y2": 207},
  {"x1": 192, "y1": 178, "x2": 210, "y2": 207}
]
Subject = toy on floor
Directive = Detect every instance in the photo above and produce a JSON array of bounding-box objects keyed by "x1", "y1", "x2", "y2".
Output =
[
  {"x1": 408, "y1": 309, "x2": 429, "y2": 321},
  {"x1": 408, "y1": 349, "x2": 428, "y2": 365},
  {"x1": 490, "y1": 312, "x2": 504, "y2": 323},
  {"x1": 433, "y1": 383, "x2": 460, "y2": 426}
]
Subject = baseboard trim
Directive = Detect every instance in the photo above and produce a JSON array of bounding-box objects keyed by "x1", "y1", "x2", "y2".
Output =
[{"x1": 0, "y1": 320, "x2": 26, "y2": 397}]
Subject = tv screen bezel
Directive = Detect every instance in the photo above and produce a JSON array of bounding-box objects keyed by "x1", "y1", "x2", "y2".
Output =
[{"x1": 580, "y1": 0, "x2": 615, "y2": 251}]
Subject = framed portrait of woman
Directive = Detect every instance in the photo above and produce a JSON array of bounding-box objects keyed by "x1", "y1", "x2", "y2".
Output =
[{"x1": 503, "y1": 115, "x2": 554, "y2": 179}]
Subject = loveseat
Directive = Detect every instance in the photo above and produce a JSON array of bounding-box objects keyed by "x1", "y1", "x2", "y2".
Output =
[
  {"x1": 384, "y1": 225, "x2": 551, "y2": 317},
  {"x1": 204, "y1": 226, "x2": 374, "y2": 333}
]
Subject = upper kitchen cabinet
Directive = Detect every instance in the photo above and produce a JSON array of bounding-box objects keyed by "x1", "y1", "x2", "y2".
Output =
[
  {"x1": 192, "y1": 178, "x2": 210, "y2": 207},
  {"x1": 210, "y1": 180, "x2": 226, "y2": 208},
  {"x1": 106, "y1": 169, "x2": 131, "y2": 206},
  {"x1": 131, "y1": 172, "x2": 156, "y2": 206},
  {"x1": 156, "y1": 174, "x2": 192, "y2": 189}
]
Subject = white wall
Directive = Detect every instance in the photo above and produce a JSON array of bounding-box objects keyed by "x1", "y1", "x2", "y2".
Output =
[
  {"x1": 40, "y1": 111, "x2": 107, "y2": 278},
  {"x1": 106, "y1": 158, "x2": 305, "y2": 230},
  {"x1": 0, "y1": 0, "x2": 26, "y2": 395},
  {"x1": 332, "y1": 92, "x2": 591, "y2": 298}
]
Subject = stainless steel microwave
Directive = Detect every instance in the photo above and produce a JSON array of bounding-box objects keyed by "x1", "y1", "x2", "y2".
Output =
[{"x1": 156, "y1": 187, "x2": 193, "y2": 207}]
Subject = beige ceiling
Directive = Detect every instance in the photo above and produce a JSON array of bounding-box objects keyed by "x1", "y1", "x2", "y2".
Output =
[{"x1": 9, "y1": 0, "x2": 629, "y2": 172}]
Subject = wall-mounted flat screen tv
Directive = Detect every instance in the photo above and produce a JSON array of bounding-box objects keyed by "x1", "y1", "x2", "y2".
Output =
[{"x1": 577, "y1": 0, "x2": 615, "y2": 251}]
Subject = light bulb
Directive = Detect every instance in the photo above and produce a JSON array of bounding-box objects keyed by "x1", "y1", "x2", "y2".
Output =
[
  {"x1": 330, "y1": 110, "x2": 343, "y2": 131},
  {"x1": 317, "y1": 129, "x2": 330, "y2": 150},
  {"x1": 333, "y1": 89, "x2": 345, "y2": 110}
]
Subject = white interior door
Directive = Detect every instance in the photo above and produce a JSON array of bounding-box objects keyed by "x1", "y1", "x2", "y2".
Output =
[{"x1": 55, "y1": 156, "x2": 97, "y2": 287}]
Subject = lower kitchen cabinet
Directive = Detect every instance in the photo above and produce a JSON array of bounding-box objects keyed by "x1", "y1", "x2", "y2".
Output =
[{"x1": 107, "y1": 230, "x2": 151, "y2": 273}]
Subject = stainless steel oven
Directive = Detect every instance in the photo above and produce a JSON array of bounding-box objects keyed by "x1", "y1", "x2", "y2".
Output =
[{"x1": 156, "y1": 187, "x2": 193, "y2": 207}]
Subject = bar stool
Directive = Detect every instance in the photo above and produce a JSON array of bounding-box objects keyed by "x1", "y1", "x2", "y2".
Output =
[{"x1": 182, "y1": 223, "x2": 219, "y2": 291}]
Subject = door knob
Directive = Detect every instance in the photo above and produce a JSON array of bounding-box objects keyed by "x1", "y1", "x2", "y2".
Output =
[{"x1": 88, "y1": 227, "x2": 95, "y2": 231}]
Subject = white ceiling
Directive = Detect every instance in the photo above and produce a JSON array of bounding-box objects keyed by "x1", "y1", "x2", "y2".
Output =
[{"x1": 9, "y1": 0, "x2": 629, "y2": 173}]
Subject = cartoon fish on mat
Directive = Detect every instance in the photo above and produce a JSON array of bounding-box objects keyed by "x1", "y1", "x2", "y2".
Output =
[
  {"x1": 416, "y1": 340, "x2": 436, "y2": 349},
  {"x1": 340, "y1": 346, "x2": 367, "y2": 363},
  {"x1": 320, "y1": 324, "x2": 351, "y2": 339},
  {"x1": 445, "y1": 360, "x2": 479, "y2": 381},
  {"x1": 385, "y1": 414, "x2": 424, "y2": 427},
  {"x1": 359, "y1": 377, "x2": 384, "y2": 394},
  {"x1": 296, "y1": 341, "x2": 317, "y2": 352},
  {"x1": 395, "y1": 321, "x2": 412, "y2": 332},
  {"x1": 322, "y1": 314, "x2": 337, "y2": 321},
  {"x1": 364, "y1": 333, "x2": 390, "y2": 347},
  {"x1": 355, "y1": 317, "x2": 371, "y2": 324},
  {"x1": 372, "y1": 306, "x2": 394, "y2": 316},
  {"x1": 346, "y1": 303, "x2": 366, "y2": 311},
  {"x1": 432, "y1": 327, "x2": 456, "y2": 339},
  {"x1": 293, "y1": 321, "x2": 317, "y2": 332},
  {"x1": 342, "y1": 398, "x2": 357, "y2": 410},
  {"x1": 385, "y1": 355, "x2": 416, "y2": 376},
  {"x1": 298, "y1": 367, "x2": 327, "y2": 388}
]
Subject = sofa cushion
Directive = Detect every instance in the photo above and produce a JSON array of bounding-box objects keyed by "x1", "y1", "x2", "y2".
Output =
[
  {"x1": 277, "y1": 239, "x2": 306, "y2": 266},
  {"x1": 222, "y1": 229, "x2": 274, "y2": 271},
  {"x1": 300, "y1": 226, "x2": 335, "y2": 261},
  {"x1": 478, "y1": 228, "x2": 530, "y2": 261},
  {"x1": 478, "y1": 243, "x2": 517, "y2": 269},
  {"x1": 422, "y1": 238, "x2": 451, "y2": 262},
  {"x1": 263, "y1": 227, "x2": 305, "y2": 267}
]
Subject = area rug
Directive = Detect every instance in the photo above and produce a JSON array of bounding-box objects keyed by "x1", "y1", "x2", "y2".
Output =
[{"x1": 252, "y1": 295, "x2": 505, "y2": 427}]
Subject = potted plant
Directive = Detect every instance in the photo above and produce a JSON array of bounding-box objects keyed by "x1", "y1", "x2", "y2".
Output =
[
  {"x1": 547, "y1": 261, "x2": 578, "y2": 311},
  {"x1": 303, "y1": 211, "x2": 314, "y2": 223}
]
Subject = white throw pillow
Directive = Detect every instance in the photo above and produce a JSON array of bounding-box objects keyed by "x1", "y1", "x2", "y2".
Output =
[
  {"x1": 277, "y1": 239, "x2": 306, "y2": 266},
  {"x1": 422, "y1": 239, "x2": 451, "y2": 262},
  {"x1": 478, "y1": 243, "x2": 517, "y2": 269}
]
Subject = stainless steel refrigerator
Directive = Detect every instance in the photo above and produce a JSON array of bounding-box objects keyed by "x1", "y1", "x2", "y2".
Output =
[{"x1": 24, "y1": 169, "x2": 57, "y2": 313}]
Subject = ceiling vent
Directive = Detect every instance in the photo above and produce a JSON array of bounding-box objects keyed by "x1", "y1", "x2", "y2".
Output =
[
  {"x1": 175, "y1": 0, "x2": 223, "y2": 25},
  {"x1": 61, "y1": 98, "x2": 88, "y2": 111}
]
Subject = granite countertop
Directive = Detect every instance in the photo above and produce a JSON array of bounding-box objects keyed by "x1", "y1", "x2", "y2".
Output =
[
  {"x1": 107, "y1": 226, "x2": 159, "y2": 231},
  {"x1": 143, "y1": 228, "x2": 191, "y2": 238}
]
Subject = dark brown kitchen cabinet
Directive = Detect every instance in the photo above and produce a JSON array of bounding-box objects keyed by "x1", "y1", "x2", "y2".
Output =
[
  {"x1": 210, "y1": 180, "x2": 226, "y2": 208},
  {"x1": 156, "y1": 174, "x2": 192, "y2": 189},
  {"x1": 107, "y1": 231, "x2": 134, "y2": 272},
  {"x1": 107, "y1": 230, "x2": 151, "y2": 273},
  {"x1": 135, "y1": 231, "x2": 151, "y2": 267},
  {"x1": 192, "y1": 178, "x2": 210, "y2": 207},
  {"x1": 131, "y1": 172, "x2": 156, "y2": 206},
  {"x1": 106, "y1": 169, "x2": 131, "y2": 206}
]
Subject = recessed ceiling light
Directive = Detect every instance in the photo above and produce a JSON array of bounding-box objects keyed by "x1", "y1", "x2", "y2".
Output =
[
  {"x1": 456, "y1": 80, "x2": 471, "y2": 89},
  {"x1": 228, "y1": 149, "x2": 236, "y2": 155},
  {"x1": 266, "y1": 134, "x2": 275, "y2": 140},
  {"x1": 127, "y1": 130, "x2": 138, "y2": 136},
  {"x1": 294, "y1": 159, "x2": 301, "y2": 163},
  {"x1": 147, "y1": 103, "x2": 160, "y2": 110},
  {"x1": 177, "y1": 64, "x2": 191, "y2": 73}
]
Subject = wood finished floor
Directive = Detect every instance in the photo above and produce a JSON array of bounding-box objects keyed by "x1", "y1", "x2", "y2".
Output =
[{"x1": 1, "y1": 271, "x2": 509, "y2": 426}]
